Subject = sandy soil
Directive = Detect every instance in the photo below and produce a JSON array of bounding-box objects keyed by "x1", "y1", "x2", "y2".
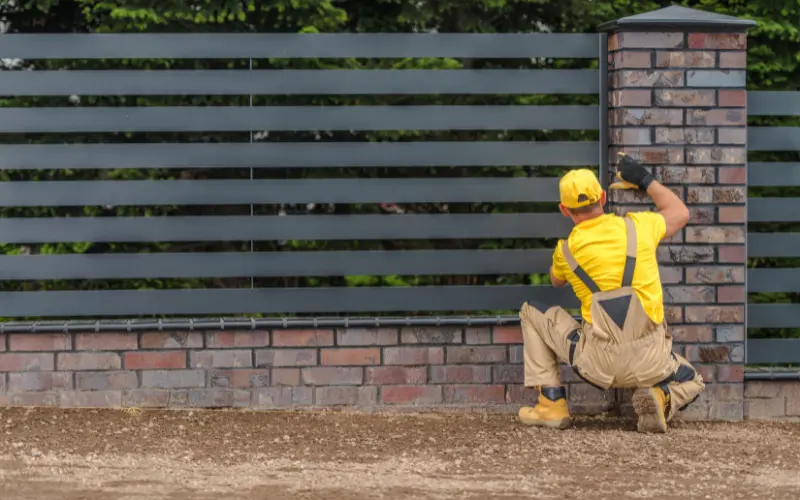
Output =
[{"x1": 0, "y1": 407, "x2": 797, "y2": 500}]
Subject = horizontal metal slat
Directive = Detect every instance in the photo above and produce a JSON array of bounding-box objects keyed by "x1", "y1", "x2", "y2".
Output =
[
  {"x1": 0, "y1": 214, "x2": 571, "y2": 244},
  {"x1": 748, "y1": 198, "x2": 800, "y2": 222},
  {"x1": 0, "y1": 69, "x2": 599, "y2": 96},
  {"x1": 0, "y1": 142, "x2": 599, "y2": 170},
  {"x1": 0, "y1": 178, "x2": 561, "y2": 207},
  {"x1": 748, "y1": 127, "x2": 800, "y2": 151},
  {"x1": 748, "y1": 233, "x2": 800, "y2": 258},
  {"x1": 748, "y1": 269, "x2": 800, "y2": 293},
  {"x1": 0, "y1": 105, "x2": 599, "y2": 133},
  {"x1": 0, "y1": 250, "x2": 553, "y2": 280},
  {"x1": 748, "y1": 163, "x2": 800, "y2": 186},
  {"x1": 749, "y1": 304, "x2": 800, "y2": 329},
  {"x1": 0, "y1": 33, "x2": 601, "y2": 59},
  {"x1": 748, "y1": 91, "x2": 800, "y2": 116},
  {"x1": 746, "y1": 339, "x2": 800, "y2": 364},
  {"x1": 0, "y1": 286, "x2": 579, "y2": 317}
]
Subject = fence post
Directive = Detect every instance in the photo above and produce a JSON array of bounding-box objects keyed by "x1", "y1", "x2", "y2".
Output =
[{"x1": 600, "y1": 6, "x2": 755, "y2": 421}]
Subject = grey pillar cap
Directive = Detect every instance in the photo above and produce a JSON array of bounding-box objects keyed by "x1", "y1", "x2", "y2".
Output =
[{"x1": 598, "y1": 5, "x2": 756, "y2": 32}]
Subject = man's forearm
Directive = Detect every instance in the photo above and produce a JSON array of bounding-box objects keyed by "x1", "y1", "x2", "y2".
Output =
[{"x1": 646, "y1": 179, "x2": 690, "y2": 237}]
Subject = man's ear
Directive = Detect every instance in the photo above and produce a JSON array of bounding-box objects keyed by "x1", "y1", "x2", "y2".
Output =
[
  {"x1": 558, "y1": 203, "x2": 571, "y2": 217},
  {"x1": 600, "y1": 190, "x2": 607, "y2": 205}
]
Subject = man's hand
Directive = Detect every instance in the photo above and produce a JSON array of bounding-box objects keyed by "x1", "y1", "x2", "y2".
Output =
[{"x1": 610, "y1": 153, "x2": 655, "y2": 191}]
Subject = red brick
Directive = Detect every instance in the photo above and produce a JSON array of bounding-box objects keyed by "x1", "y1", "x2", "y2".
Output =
[
  {"x1": 718, "y1": 90, "x2": 746, "y2": 107},
  {"x1": 616, "y1": 32, "x2": 683, "y2": 50},
  {"x1": 320, "y1": 348, "x2": 380, "y2": 366},
  {"x1": 686, "y1": 226, "x2": 745, "y2": 244},
  {"x1": 656, "y1": 50, "x2": 715, "y2": 68},
  {"x1": 614, "y1": 70, "x2": 683, "y2": 88},
  {"x1": 688, "y1": 207, "x2": 715, "y2": 225},
  {"x1": 380, "y1": 386, "x2": 443, "y2": 404},
  {"x1": 659, "y1": 266, "x2": 684, "y2": 284},
  {"x1": 611, "y1": 127, "x2": 652, "y2": 146},
  {"x1": 58, "y1": 352, "x2": 120, "y2": 370},
  {"x1": 664, "y1": 286, "x2": 715, "y2": 304},
  {"x1": 447, "y1": 346, "x2": 506, "y2": 364},
  {"x1": 444, "y1": 385, "x2": 505, "y2": 404},
  {"x1": 430, "y1": 365, "x2": 491, "y2": 384},
  {"x1": 610, "y1": 89, "x2": 651, "y2": 107},
  {"x1": 336, "y1": 328, "x2": 398, "y2": 346},
  {"x1": 465, "y1": 328, "x2": 491, "y2": 345},
  {"x1": 255, "y1": 349, "x2": 317, "y2": 367},
  {"x1": 366, "y1": 366, "x2": 427, "y2": 385},
  {"x1": 76, "y1": 371, "x2": 138, "y2": 391},
  {"x1": 688, "y1": 33, "x2": 745, "y2": 50},
  {"x1": 719, "y1": 51, "x2": 747, "y2": 69},
  {"x1": 718, "y1": 246, "x2": 745, "y2": 263},
  {"x1": 272, "y1": 329, "x2": 333, "y2": 347},
  {"x1": 124, "y1": 351, "x2": 185, "y2": 370},
  {"x1": 686, "y1": 266, "x2": 745, "y2": 284},
  {"x1": 695, "y1": 364, "x2": 715, "y2": 383},
  {"x1": 190, "y1": 350, "x2": 251, "y2": 368},
  {"x1": 609, "y1": 146, "x2": 684, "y2": 164},
  {"x1": 613, "y1": 50, "x2": 651, "y2": 69},
  {"x1": 493, "y1": 326, "x2": 522, "y2": 344},
  {"x1": 655, "y1": 128, "x2": 715, "y2": 145},
  {"x1": 205, "y1": 331, "x2": 269, "y2": 348},
  {"x1": 718, "y1": 286, "x2": 745, "y2": 303},
  {"x1": 685, "y1": 306, "x2": 744, "y2": 323},
  {"x1": 9, "y1": 372, "x2": 72, "y2": 392},
  {"x1": 655, "y1": 90, "x2": 715, "y2": 107},
  {"x1": 141, "y1": 370, "x2": 205, "y2": 389},
  {"x1": 665, "y1": 306, "x2": 684, "y2": 323},
  {"x1": 717, "y1": 365, "x2": 744, "y2": 382},
  {"x1": 60, "y1": 391, "x2": 122, "y2": 408},
  {"x1": 719, "y1": 206, "x2": 745, "y2": 223},
  {"x1": 492, "y1": 365, "x2": 524, "y2": 384},
  {"x1": 611, "y1": 108, "x2": 683, "y2": 126},
  {"x1": 658, "y1": 245, "x2": 714, "y2": 264},
  {"x1": 717, "y1": 167, "x2": 745, "y2": 184},
  {"x1": 271, "y1": 368, "x2": 301, "y2": 386},
  {"x1": 210, "y1": 369, "x2": 270, "y2": 388},
  {"x1": 141, "y1": 332, "x2": 202, "y2": 349},
  {"x1": 252, "y1": 387, "x2": 313, "y2": 407},
  {"x1": 717, "y1": 128, "x2": 746, "y2": 145},
  {"x1": 301, "y1": 367, "x2": 363, "y2": 385},
  {"x1": 9, "y1": 334, "x2": 70, "y2": 352},
  {"x1": 9, "y1": 392, "x2": 58, "y2": 406},
  {"x1": 383, "y1": 347, "x2": 444, "y2": 365},
  {"x1": 670, "y1": 326, "x2": 713, "y2": 343},
  {"x1": 188, "y1": 389, "x2": 250, "y2": 407},
  {"x1": 401, "y1": 327, "x2": 462, "y2": 344},
  {"x1": 75, "y1": 333, "x2": 137, "y2": 351},
  {"x1": 686, "y1": 147, "x2": 746, "y2": 165},
  {"x1": 0, "y1": 353, "x2": 54, "y2": 371},
  {"x1": 122, "y1": 389, "x2": 171, "y2": 408},
  {"x1": 0, "y1": 335, "x2": 5, "y2": 352},
  {"x1": 506, "y1": 385, "x2": 538, "y2": 404},
  {"x1": 686, "y1": 109, "x2": 745, "y2": 126},
  {"x1": 315, "y1": 387, "x2": 376, "y2": 406}
]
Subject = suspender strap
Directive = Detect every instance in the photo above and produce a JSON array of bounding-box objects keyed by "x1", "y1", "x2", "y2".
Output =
[
  {"x1": 560, "y1": 216, "x2": 639, "y2": 292},
  {"x1": 621, "y1": 217, "x2": 638, "y2": 288},
  {"x1": 561, "y1": 240, "x2": 601, "y2": 293}
]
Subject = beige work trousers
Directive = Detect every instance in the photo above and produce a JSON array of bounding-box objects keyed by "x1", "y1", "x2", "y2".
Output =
[{"x1": 519, "y1": 302, "x2": 705, "y2": 418}]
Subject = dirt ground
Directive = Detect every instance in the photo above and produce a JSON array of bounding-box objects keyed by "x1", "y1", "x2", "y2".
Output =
[{"x1": 0, "y1": 408, "x2": 798, "y2": 500}]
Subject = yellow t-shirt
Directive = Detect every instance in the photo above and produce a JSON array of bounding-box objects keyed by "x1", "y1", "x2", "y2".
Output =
[{"x1": 551, "y1": 212, "x2": 667, "y2": 325}]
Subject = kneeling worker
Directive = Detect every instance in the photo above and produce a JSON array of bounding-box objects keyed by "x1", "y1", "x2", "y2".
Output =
[{"x1": 518, "y1": 154, "x2": 705, "y2": 433}]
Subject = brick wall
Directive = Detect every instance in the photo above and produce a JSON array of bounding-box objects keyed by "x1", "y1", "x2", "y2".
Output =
[
  {"x1": 0, "y1": 328, "x2": 613, "y2": 412},
  {"x1": 607, "y1": 29, "x2": 748, "y2": 420}
]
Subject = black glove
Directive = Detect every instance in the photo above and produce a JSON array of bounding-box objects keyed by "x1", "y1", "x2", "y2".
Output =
[{"x1": 612, "y1": 153, "x2": 655, "y2": 191}]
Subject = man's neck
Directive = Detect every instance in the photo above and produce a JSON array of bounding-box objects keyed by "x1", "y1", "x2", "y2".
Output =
[{"x1": 572, "y1": 210, "x2": 606, "y2": 225}]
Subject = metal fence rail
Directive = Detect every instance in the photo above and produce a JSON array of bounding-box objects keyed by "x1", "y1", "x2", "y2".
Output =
[
  {"x1": 0, "y1": 32, "x2": 603, "y2": 321},
  {"x1": 746, "y1": 90, "x2": 800, "y2": 364}
]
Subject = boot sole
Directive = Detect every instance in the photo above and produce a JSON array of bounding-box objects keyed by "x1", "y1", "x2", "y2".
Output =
[
  {"x1": 632, "y1": 389, "x2": 667, "y2": 434},
  {"x1": 519, "y1": 416, "x2": 573, "y2": 430}
]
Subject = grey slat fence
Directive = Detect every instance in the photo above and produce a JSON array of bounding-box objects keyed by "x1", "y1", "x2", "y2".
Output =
[
  {"x1": 0, "y1": 32, "x2": 604, "y2": 322},
  {"x1": 747, "y1": 90, "x2": 800, "y2": 364}
]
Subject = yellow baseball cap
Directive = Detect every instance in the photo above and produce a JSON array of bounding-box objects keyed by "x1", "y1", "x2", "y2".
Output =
[{"x1": 559, "y1": 169, "x2": 603, "y2": 209}]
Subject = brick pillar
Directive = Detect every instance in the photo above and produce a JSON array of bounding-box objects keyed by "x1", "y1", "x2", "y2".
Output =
[{"x1": 601, "y1": 6, "x2": 755, "y2": 421}]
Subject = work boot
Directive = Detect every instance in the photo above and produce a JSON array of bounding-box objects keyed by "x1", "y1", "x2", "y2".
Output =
[
  {"x1": 518, "y1": 386, "x2": 572, "y2": 430},
  {"x1": 632, "y1": 386, "x2": 670, "y2": 433}
]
